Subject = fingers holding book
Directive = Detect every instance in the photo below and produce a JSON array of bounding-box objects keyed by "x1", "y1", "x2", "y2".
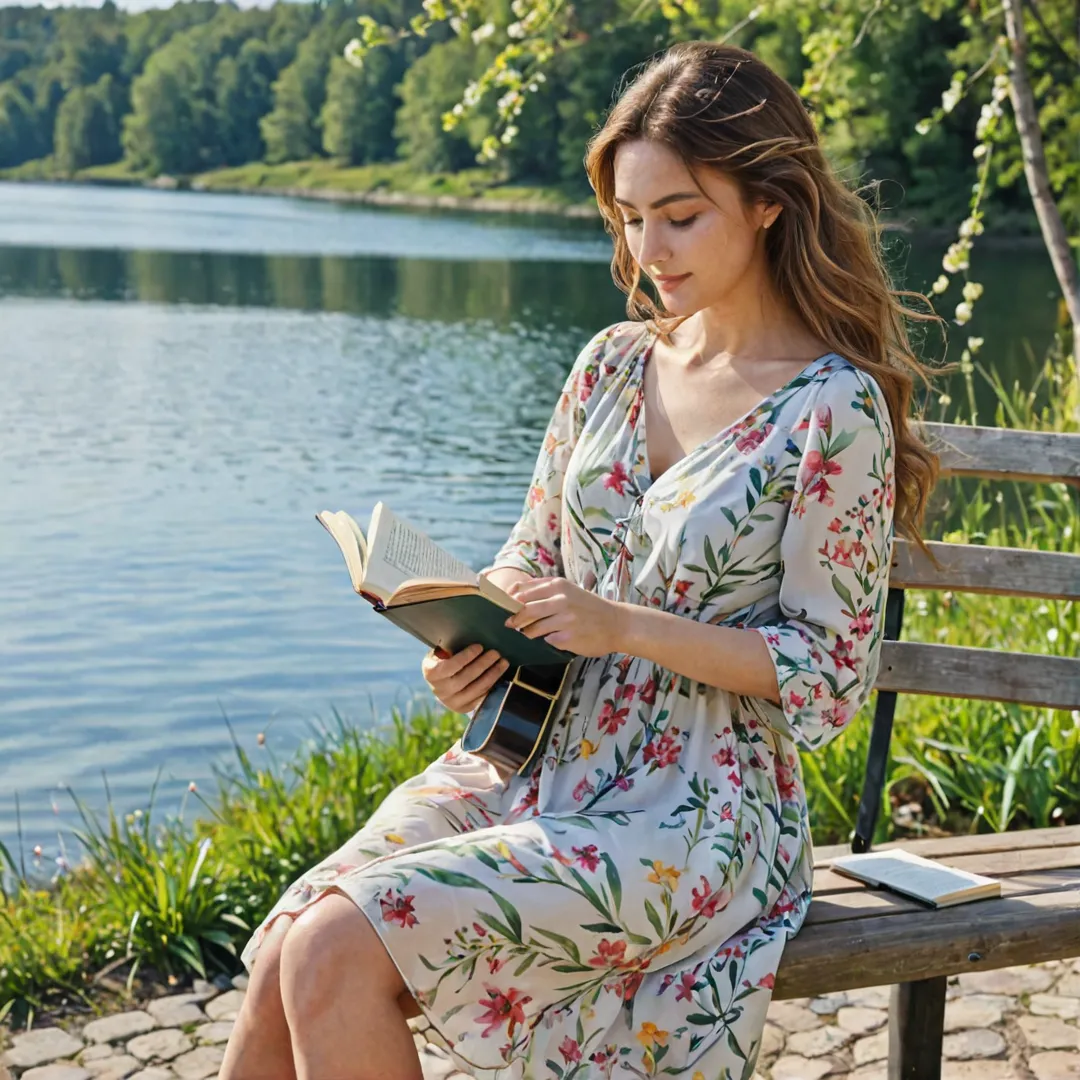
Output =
[{"x1": 422, "y1": 642, "x2": 511, "y2": 716}]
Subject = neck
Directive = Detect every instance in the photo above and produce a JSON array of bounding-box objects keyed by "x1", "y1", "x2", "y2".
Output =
[{"x1": 676, "y1": 260, "x2": 813, "y2": 365}]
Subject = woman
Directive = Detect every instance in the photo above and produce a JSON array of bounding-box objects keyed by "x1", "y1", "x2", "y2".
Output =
[{"x1": 221, "y1": 40, "x2": 937, "y2": 1080}]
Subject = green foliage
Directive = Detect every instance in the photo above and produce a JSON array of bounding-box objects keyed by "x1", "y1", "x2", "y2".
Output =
[
  {"x1": 54, "y1": 75, "x2": 123, "y2": 175},
  {"x1": 322, "y1": 48, "x2": 400, "y2": 165}
]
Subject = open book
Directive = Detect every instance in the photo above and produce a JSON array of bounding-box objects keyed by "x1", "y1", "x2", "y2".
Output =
[
  {"x1": 830, "y1": 848, "x2": 1001, "y2": 909},
  {"x1": 316, "y1": 503, "x2": 573, "y2": 668}
]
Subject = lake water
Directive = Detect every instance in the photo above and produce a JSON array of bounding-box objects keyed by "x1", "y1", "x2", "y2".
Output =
[{"x1": 0, "y1": 181, "x2": 1060, "y2": 870}]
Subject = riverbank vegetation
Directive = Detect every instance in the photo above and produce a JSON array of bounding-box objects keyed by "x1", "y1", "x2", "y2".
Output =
[
  {"x1": 1, "y1": 349, "x2": 1076, "y2": 1027},
  {"x1": 0, "y1": 0, "x2": 1073, "y2": 235}
]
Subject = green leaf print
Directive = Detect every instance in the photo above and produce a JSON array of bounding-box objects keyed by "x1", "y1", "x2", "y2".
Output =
[
  {"x1": 414, "y1": 867, "x2": 488, "y2": 890},
  {"x1": 489, "y1": 891, "x2": 525, "y2": 942},
  {"x1": 476, "y1": 910, "x2": 519, "y2": 942},
  {"x1": 514, "y1": 951, "x2": 540, "y2": 976},
  {"x1": 704, "y1": 535, "x2": 720, "y2": 575},
  {"x1": 533, "y1": 926, "x2": 584, "y2": 964},
  {"x1": 600, "y1": 852, "x2": 623, "y2": 913},
  {"x1": 831, "y1": 572, "x2": 857, "y2": 617},
  {"x1": 644, "y1": 898, "x2": 665, "y2": 939},
  {"x1": 827, "y1": 428, "x2": 858, "y2": 457},
  {"x1": 580, "y1": 921, "x2": 623, "y2": 934}
]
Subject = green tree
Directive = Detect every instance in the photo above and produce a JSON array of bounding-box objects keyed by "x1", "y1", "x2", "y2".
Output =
[
  {"x1": 261, "y1": 26, "x2": 335, "y2": 164},
  {"x1": 0, "y1": 82, "x2": 41, "y2": 167},
  {"x1": 54, "y1": 74, "x2": 123, "y2": 174},
  {"x1": 215, "y1": 39, "x2": 277, "y2": 166},
  {"x1": 321, "y1": 47, "x2": 399, "y2": 164}
]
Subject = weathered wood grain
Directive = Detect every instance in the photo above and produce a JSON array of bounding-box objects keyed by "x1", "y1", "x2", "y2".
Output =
[
  {"x1": 922, "y1": 422, "x2": 1080, "y2": 485},
  {"x1": 814, "y1": 825, "x2": 1080, "y2": 865},
  {"x1": 875, "y1": 641, "x2": 1080, "y2": 710},
  {"x1": 775, "y1": 888, "x2": 1080, "y2": 999},
  {"x1": 891, "y1": 539, "x2": 1080, "y2": 600}
]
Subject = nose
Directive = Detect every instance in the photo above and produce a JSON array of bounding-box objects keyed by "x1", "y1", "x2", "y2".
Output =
[{"x1": 636, "y1": 220, "x2": 670, "y2": 270}]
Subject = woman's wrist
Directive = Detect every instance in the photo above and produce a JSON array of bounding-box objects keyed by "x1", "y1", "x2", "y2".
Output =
[{"x1": 609, "y1": 601, "x2": 647, "y2": 657}]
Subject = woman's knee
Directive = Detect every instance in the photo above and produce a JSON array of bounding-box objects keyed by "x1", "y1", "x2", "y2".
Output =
[
  {"x1": 279, "y1": 892, "x2": 405, "y2": 1018},
  {"x1": 240, "y1": 916, "x2": 292, "y2": 1012}
]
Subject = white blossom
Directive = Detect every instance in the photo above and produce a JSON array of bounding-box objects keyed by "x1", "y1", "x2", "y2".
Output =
[
  {"x1": 962, "y1": 281, "x2": 984, "y2": 303},
  {"x1": 931, "y1": 274, "x2": 950, "y2": 295},
  {"x1": 967, "y1": 336, "x2": 985, "y2": 354},
  {"x1": 915, "y1": 118, "x2": 932, "y2": 136},
  {"x1": 471, "y1": 21, "x2": 495, "y2": 42},
  {"x1": 954, "y1": 302, "x2": 973, "y2": 326}
]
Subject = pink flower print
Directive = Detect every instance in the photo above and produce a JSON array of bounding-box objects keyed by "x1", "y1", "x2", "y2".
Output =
[
  {"x1": 550, "y1": 845, "x2": 574, "y2": 867},
  {"x1": 629, "y1": 394, "x2": 642, "y2": 428},
  {"x1": 526, "y1": 482, "x2": 545, "y2": 508},
  {"x1": 476, "y1": 984, "x2": 532, "y2": 1039},
  {"x1": 735, "y1": 426, "x2": 766, "y2": 454},
  {"x1": 613, "y1": 774, "x2": 633, "y2": 791},
  {"x1": 544, "y1": 431, "x2": 558, "y2": 456},
  {"x1": 776, "y1": 763, "x2": 798, "y2": 800},
  {"x1": 764, "y1": 630, "x2": 781, "y2": 647},
  {"x1": 613, "y1": 969, "x2": 644, "y2": 1001},
  {"x1": 673, "y1": 579, "x2": 694, "y2": 604},
  {"x1": 559, "y1": 1036, "x2": 583, "y2": 1064},
  {"x1": 597, "y1": 699, "x2": 630, "y2": 735},
  {"x1": 829, "y1": 539, "x2": 855, "y2": 568},
  {"x1": 379, "y1": 888, "x2": 419, "y2": 929},
  {"x1": 536, "y1": 544, "x2": 556, "y2": 568},
  {"x1": 590, "y1": 938, "x2": 628, "y2": 967},
  {"x1": 643, "y1": 731, "x2": 681, "y2": 768},
  {"x1": 604, "y1": 460, "x2": 631, "y2": 495},
  {"x1": 572, "y1": 844, "x2": 601, "y2": 871},
  {"x1": 850, "y1": 607, "x2": 874, "y2": 640},
  {"x1": 487, "y1": 955, "x2": 506, "y2": 974},
  {"x1": 821, "y1": 703, "x2": 852, "y2": 729},
  {"x1": 472, "y1": 922, "x2": 488, "y2": 937},
  {"x1": 828, "y1": 517, "x2": 843, "y2": 533},
  {"x1": 573, "y1": 776, "x2": 595, "y2": 802},
  {"x1": 638, "y1": 676, "x2": 656, "y2": 705},
  {"x1": 727, "y1": 769, "x2": 743, "y2": 790},
  {"x1": 578, "y1": 368, "x2": 597, "y2": 402},
  {"x1": 674, "y1": 971, "x2": 699, "y2": 1001},
  {"x1": 758, "y1": 973, "x2": 776, "y2": 990},
  {"x1": 712, "y1": 746, "x2": 735, "y2": 768},
  {"x1": 691, "y1": 876, "x2": 721, "y2": 918},
  {"x1": 616, "y1": 682, "x2": 636, "y2": 702},
  {"x1": 615, "y1": 653, "x2": 634, "y2": 679},
  {"x1": 829, "y1": 634, "x2": 858, "y2": 671},
  {"x1": 799, "y1": 449, "x2": 843, "y2": 504},
  {"x1": 719, "y1": 801, "x2": 734, "y2": 821}
]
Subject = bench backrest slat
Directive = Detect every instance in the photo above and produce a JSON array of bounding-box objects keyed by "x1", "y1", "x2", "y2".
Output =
[
  {"x1": 891, "y1": 539, "x2": 1080, "y2": 600},
  {"x1": 921, "y1": 421, "x2": 1080, "y2": 485},
  {"x1": 876, "y1": 641, "x2": 1080, "y2": 711}
]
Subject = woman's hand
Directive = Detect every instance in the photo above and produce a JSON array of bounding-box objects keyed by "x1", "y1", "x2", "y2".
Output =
[
  {"x1": 503, "y1": 578, "x2": 626, "y2": 657},
  {"x1": 421, "y1": 644, "x2": 510, "y2": 715}
]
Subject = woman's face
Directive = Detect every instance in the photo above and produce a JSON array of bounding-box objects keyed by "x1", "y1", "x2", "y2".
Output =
[{"x1": 612, "y1": 138, "x2": 776, "y2": 316}]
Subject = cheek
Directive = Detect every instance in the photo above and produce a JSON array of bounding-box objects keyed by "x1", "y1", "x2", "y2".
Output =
[{"x1": 687, "y1": 219, "x2": 754, "y2": 284}]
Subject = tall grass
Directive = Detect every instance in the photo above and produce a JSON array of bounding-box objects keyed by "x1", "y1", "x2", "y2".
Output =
[{"x1": 1, "y1": 347, "x2": 1076, "y2": 1024}]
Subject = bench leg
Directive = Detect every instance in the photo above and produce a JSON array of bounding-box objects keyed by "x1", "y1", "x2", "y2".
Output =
[{"x1": 887, "y1": 976, "x2": 947, "y2": 1079}]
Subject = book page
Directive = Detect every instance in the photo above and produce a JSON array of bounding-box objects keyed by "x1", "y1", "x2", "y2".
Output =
[
  {"x1": 366, "y1": 503, "x2": 476, "y2": 596},
  {"x1": 832, "y1": 849, "x2": 998, "y2": 903}
]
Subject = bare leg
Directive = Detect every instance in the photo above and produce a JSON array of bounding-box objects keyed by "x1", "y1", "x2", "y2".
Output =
[
  {"x1": 219, "y1": 916, "x2": 298, "y2": 1080},
  {"x1": 279, "y1": 891, "x2": 425, "y2": 1080}
]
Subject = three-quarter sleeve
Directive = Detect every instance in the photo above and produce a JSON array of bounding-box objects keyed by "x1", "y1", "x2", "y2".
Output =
[
  {"x1": 751, "y1": 368, "x2": 896, "y2": 751},
  {"x1": 480, "y1": 326, "x2": 615, "y2": 580}
]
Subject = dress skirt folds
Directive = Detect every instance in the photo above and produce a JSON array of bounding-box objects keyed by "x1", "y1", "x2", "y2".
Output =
[{"x1": 241, "y1": 321, "x2": 896, "y2": 1079}]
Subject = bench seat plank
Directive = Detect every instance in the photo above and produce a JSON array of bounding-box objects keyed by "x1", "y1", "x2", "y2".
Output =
[
  {"x1": 777, "y1": 826, "x2": 1080, "y2": 1000},
  {"x1": 814, "y1": 824, "x2": 1080, "y2": 864},
  {"x1": 775, "y1": 886, "x2": 1080, "y2": 999}
]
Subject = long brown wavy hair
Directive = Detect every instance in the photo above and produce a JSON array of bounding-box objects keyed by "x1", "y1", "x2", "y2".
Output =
[{"x1": 584, "y1": 41, "x2": 940, "y2": 547}]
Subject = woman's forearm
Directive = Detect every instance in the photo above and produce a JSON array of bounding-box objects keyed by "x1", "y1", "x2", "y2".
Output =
[{"x1": 614, "y1": 603, "x2": 781, "y2": 705}]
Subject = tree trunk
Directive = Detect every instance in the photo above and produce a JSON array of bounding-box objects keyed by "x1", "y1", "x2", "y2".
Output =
[{"x1": 1001, "y1": 0, "x2": 1080, "y2": 359}]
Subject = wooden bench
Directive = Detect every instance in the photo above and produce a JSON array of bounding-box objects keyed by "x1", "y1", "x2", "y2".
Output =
[{"x1": 775, "y1": 421, "x2": 1080, "y2": 1079}]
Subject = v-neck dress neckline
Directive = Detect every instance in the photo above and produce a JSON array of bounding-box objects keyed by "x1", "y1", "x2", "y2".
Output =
[{"x1": 632, "y1": 328, "x2": 838, "y2": 491}]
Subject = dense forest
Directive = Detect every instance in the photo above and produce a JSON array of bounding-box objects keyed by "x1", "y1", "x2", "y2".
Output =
[{"x1": 0, "y1": 0, "x2": 1066, "y2": 228}]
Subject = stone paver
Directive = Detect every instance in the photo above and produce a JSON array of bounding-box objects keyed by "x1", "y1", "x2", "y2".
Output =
[
  {"x1": 202, "y1": 990, "x2": 244, "y2": 1023},
  {"x1": 20, "y1": 1069, "x2": 91, "y2": 1080},
  {"x1": 3, "y1": 1029, "x2": 85, "y2": 1069},
  {"x1": 81, "y1": 1015, "x2": 155, "y2": 1047},
  {"x1": 123, "y1": 1032, "x2": 191, "y2": 1065},
  {"x1": 1029, "y1": 1051, "x2": 1080, "y2": 1080},
  {"x1": 143, "y1": 1000, "x2": 204, "y2": 1031},
  {"x1": 82, "y1": 1056, "x2": 141, "y2": 1080},
  {"x1": 4, "y1": 958, "x2": 1080, "y2": 1079}
]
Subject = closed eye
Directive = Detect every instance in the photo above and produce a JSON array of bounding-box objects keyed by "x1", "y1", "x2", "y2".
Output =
[{"x1": 670, "y1": 214, "x2": 699, "y2": 229}]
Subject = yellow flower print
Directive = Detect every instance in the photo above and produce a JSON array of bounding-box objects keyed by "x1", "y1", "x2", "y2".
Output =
[
  {"x1": 636, "y1": 1021, "x2": 669, "y2": 1050},
  {"x1": 646, "y1": 861, "x2": 681, "y2": 890},
  {"x1": 384, "y1": 833, "x2": 406, "y2": 845},
  {"x1": 659, "y1": 489, "x2": 696, "y2": 513},
  {"x1": 527, "y1": 483, "x2": 545, "y2": 508},
  {"x1": 580, "y1": 738, "x2": 598, "y2": 760},
  {"x1": 693, "y1": 1073, "x2": 706, "y2": 1080}
]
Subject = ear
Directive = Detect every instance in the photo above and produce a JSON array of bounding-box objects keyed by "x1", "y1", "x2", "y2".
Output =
[{"x1": 760, "y1": 202, "x2": 782, "y2": 230}]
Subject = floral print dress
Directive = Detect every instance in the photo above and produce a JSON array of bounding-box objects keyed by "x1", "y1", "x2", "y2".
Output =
[{"x1": 242, "y1": 320, "x2": 896, "y2": 1080}]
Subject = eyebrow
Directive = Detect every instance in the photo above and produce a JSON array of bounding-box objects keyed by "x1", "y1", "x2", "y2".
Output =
[{"x1": 613, "y1": 192, "x2": 701, "y2": 211}]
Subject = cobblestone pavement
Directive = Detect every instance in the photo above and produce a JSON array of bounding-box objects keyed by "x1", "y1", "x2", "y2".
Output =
[{"x1": 2, "y1": 958, "x2": 1078, "y2": 1079}]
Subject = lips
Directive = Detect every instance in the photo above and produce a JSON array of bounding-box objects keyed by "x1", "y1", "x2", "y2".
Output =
[{"x1": 653, "y1": 273, "x2": 691, "y2": 289}]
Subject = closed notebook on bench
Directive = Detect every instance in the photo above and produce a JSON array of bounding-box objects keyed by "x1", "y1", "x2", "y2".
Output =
[{"x1": 829, "y1": 848, "x2": 1002, "y2": 908}]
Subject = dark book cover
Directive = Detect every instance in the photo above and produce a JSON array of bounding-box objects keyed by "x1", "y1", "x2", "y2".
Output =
[{"x1": 376, "y1": 594, "x2": 574, "y2": 667}]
